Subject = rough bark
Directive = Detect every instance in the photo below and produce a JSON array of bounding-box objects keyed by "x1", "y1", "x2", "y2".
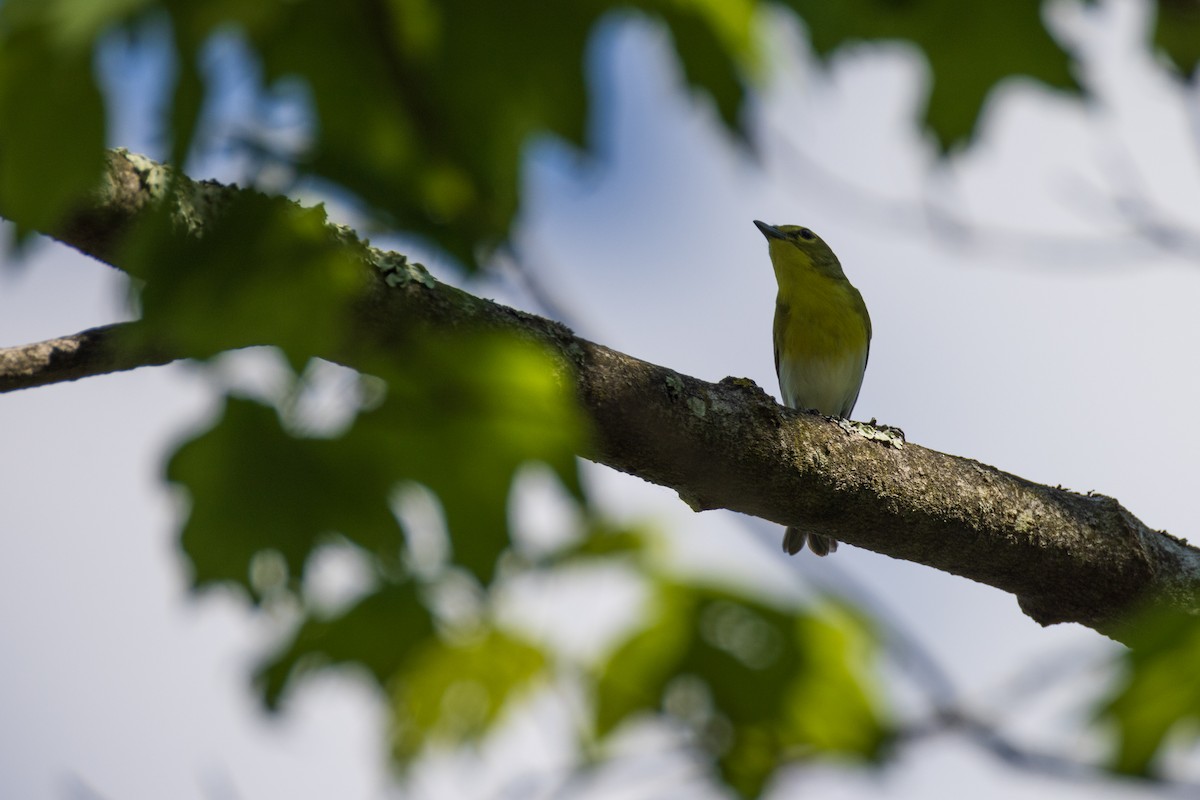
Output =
[{"x1": 4, "y1": 149, "x2": 1199, "y2": 638}]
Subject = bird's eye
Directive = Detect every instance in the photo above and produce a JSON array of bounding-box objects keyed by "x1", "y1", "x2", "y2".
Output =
[{"x1": 798, "y1": 228, "x2": 814, "y2": 241}]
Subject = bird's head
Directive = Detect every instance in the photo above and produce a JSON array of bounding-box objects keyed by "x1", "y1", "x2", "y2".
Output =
[{"x1": 753, "y1": 220, "x2": 844, "y2": 280}]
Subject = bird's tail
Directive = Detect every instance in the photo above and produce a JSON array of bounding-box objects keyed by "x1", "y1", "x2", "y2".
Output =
[{"x1": 782, "y1": 526, "x2": 838, "y2": 557}]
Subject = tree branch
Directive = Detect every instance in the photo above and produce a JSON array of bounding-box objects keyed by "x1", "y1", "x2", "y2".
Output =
[
  {"x1": 0, "y1": 323, "x2": 172, "y2": 392},
  {"x1": 5, "y1": 149, "x2": 1200, "y2": 638}
]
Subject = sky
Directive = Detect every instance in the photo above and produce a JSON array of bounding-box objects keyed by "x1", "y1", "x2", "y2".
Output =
[{"x1": 3, "y1": 0, "x2": 1200, "y2": 798}]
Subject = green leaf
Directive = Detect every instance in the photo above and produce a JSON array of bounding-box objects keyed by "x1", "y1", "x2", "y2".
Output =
[
  {"x1": 594, "y1": 583, "x2": 694, "y2": 736},
  {"x1": 684, "y1": 597, "x2": 885, "y2": 796},
  {"x1": 0, "y1": 16, "x2": 106, "y2": 240},
  {"x1": 1155, "y1": 0, "x2": 1200, "y2": 76},
  {"x1": 635, "y1": 0, "x2": 757, "y2": 135},
  {"x1": 391, "y1": 628, "x2": 547, "y2": 763},
  {"x1": 166, "y1": 37, "x2": 205, "y2": 170},
  {"x1": 594, "y1": 582, "x2": 887, "y2": 798},
  {"x1": 168, "y1": 330, "x2": 586, "y2": 592},
  {"x1": 117, "y1": 190, "x2": 368, "y2": 369},
  {"x1": 1099, "y1": 608, "x2": 1200, "y2": 776},
  {"x1": 784, "y1": 606, "x2": 888, "y2": 756},
  {"x1": 160, "y1": 0, "x2": 285, "y2": 165},
  {"x1": 144, "y1": 0, "x2": 764, "y2": 267},
  {"x1": 12, "y1": 0, "x2": 1188, "y2": 266},
  {"x1": 214, "y1": 0, "x2": 603, "y2": 268},
  {"x1": 354, "y1": 334, "x2": 588, "y2": 585},
  {"x1": 780, "y1": 0, "x2": 1080, "y2": 148},
  {"x1": 168, "y1": 395, "x2": 404, "y2": 592},
  {"x1": 4, "y1": 0, "x2": 153, "y2": 49},
  {"x1": 541, "y1": 522, "x2": 652, "y2": 567},
  {"x1": 257, "y1": 577, "x2": 435, "y2": 709}
]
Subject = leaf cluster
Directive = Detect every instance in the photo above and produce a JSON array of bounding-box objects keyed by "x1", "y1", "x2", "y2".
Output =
[{"x1": 5, "y1": 0, "x2": 1198, "y2": 257}]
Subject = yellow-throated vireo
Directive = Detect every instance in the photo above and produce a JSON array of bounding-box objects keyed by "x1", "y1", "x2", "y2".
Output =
[{"x1": 754, "y1": 220, "x2": 871, "y2": 557}]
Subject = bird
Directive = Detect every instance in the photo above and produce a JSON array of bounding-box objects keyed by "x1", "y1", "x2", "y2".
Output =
[{"x1": 754, "y1": 220, "x2": 871, "y2": 556}]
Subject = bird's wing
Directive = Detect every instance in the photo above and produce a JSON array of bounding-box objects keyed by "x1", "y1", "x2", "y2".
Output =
[
  {"x1": 773, "y1": 299, "x2": 787, "y2": 384},
  {"x1": 854, "y1": 286, "x2": 872, "y2": 369},
  {"x1": 842, "y1": 287, "x2": 872, "y2": 417},
  {"x1": 841, "y1": 343, "x2": 870, "y2": 417}
]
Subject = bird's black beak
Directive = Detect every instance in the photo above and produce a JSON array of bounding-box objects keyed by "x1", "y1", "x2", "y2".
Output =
[{"x1": 754, "y1": 220, "x2": 785, "y2": 241}]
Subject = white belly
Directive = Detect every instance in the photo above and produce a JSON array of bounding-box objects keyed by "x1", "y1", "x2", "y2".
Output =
[{"x1": 778, "y1": 347, "x2": 867, "y2": 418}]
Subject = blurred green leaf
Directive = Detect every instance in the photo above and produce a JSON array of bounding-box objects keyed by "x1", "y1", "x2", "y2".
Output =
[
  {"x1": 3, "y1": 0, "x2": 153, "y2": 49},
  {"x1": 118, "y1": 191, "x2": 368, "y2": 369},
  {"x1": 1100, "y1": 607, "x2": 1200, "y2": 776},
  {"x1": 169, "y1": 395, "x2": 404, "y2": 592},
  {"x1": 690, "y1": 596, "x2": 887, "y2": 796},
  {"x1": 786, "y1": 607, "x2": 888, "y2": 756},
  {"x1": 14, "y1": 0, "x2": 1181, "y2": 261},
  {"x1": 167, "y1": 327, "x2": 586, "y2": 591},
  {"x1": 780, "y1": 0, "x2": 1079, "y2": 148},
  {"x1": 540, "y1": 522, "x2": 652, "y2": 568},
  {"x1": 1156, "y1": 0, "x2": 1200, "y2": 76},
  {"x1": 594, "y1": 583, "x2": 693, "y2": 736},
  {"x1": 647, "y1": 0, "x2": 758, "y2": 133},
  {"x1": 391, "y1": 628, "x2": 546, "y2": 763},
  {"x1": 197, "y1": 0, "x2": 605, "y2": 268},
  {"x1": 6, "y1": 0, "x2": 1199, "y2": 265},
  {"x1": 595, "y1": 581, "x2": 888, "y2": 797},
  {"x1": 0, "y1": 20, "x2": 105, "y2": 241},
  {"x1": 257, "y1": 577, "x2": 435, "y2": 709},
  {"x1": 355, "y1": 334, "x2": 587, "y2": 584},
  {"x1": 157, "y1": 1, "x2": 290, "y2": 166},
  {"x1": 138, "y1": 0, "x2": 762, "y2": 267}
]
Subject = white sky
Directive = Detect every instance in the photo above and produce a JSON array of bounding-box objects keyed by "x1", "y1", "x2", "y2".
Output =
[{"x1": 3, "y1": 0, "x2": 1200, "y2": 797}]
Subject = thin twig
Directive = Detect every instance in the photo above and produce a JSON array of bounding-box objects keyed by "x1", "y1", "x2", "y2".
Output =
[
  {"x1": 760, "y1": 119, "x2": 1176, "y2": 268},
  {"x1": 492, "y1": 245, "x2": 588, "y2": 335},
  {"x1": 0, "y1": 322, "x2": 173, "y2": 393},
  {"x1": 896, "y1": 707, "x2": 1200, "y2": 796}
]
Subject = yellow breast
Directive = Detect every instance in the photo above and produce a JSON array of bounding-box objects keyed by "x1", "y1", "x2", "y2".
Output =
[{"x1": 774, "y1": 279, "x2": 870, "y2": 418}]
